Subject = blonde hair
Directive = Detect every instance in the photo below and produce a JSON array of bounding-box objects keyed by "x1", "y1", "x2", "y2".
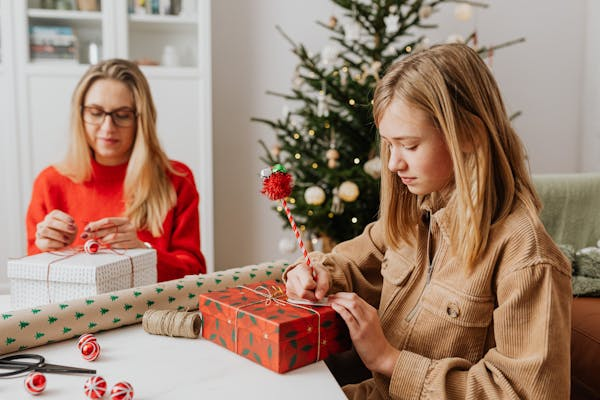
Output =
[
  {"x1": 57, "y1": 58, "x2": 177, "y2": 236},
  {"x1": 373, "y1": 44, "x2": 541, "y2": 269}
]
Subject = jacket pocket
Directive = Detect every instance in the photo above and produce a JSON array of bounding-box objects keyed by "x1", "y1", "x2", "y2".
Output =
[
  {"x1": 379, "y1": 250, "x2": 416, "y2": 315},
  {"x1": 405, "y1": 281, "x2": 494, "y2": 363}
]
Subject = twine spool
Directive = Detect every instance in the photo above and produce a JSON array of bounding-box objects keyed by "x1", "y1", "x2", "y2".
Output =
[{"x1": 142, "y1": 309, "x2": 201, "y2": 339}]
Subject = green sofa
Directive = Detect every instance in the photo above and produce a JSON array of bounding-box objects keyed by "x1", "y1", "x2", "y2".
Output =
[{"x1": 533, "y1": 173, "x2": 600, "y2": 400}]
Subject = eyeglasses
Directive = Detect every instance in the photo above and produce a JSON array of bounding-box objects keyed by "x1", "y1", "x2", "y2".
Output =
[{"x1": 81, "y1": 106, "x2": 137, "y2": 128}]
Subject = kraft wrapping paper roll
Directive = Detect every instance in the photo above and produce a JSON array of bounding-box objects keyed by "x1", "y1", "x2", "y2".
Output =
[{"x1": 0, "y1": 261, "x2": 288, "y2": 355}]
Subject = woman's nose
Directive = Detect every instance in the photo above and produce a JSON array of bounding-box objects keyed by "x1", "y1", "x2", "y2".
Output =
[{"x1": 99, "y1": 114, "x2": 116, "y2": 130}]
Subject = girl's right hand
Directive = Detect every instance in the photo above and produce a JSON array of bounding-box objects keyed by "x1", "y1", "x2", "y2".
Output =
[
  {"x1": 35, "y1": 210, "x2": 77, "y2": 251},
  {"x1": 285, "y1": 263, "x2": 330, "y2": 302}
]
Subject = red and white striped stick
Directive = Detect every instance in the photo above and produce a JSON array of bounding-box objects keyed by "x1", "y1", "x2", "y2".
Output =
[{"x1": 281, "y1": 199, "x2": 312, "y2": 270}]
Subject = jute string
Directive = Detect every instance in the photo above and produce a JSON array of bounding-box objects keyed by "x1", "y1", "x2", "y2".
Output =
[
  {"x1": 142, "y1": 309, "x2": 201, "y2": 339},
  {"x1": 233, "y1": 285, "x2": 322, "y2": 362}
]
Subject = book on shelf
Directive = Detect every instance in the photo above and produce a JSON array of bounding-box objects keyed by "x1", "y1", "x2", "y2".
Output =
[{"x1": 29, "y1": 26, "x2": 78, "y2": 62}]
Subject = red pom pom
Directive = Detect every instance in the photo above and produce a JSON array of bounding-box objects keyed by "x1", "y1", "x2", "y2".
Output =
[{"x1": 261, "y1": 172, "x2": 293, "y2": 200}]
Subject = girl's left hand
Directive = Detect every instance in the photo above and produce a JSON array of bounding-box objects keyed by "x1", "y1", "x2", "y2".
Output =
[
  {"x1": 329, "y1": 292, "x2": 400, "y2": 377},
  {"x1": 81, "y1": 217, "x2": 144, "y2": 249}
]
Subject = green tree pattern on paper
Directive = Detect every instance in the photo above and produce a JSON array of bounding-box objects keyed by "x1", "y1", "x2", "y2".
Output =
[{"x1": 0, "y1": 263, "x2": 288, "y2": 356}]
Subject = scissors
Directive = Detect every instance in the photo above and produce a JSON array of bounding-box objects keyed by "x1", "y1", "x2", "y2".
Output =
[{"x1": 0, "y1": 354, "x2": 96, "y2": 377}]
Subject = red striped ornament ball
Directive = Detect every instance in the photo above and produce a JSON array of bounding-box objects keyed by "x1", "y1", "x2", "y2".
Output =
[
  {"x1": 110, "y1": 381, "x2": 134, "y2": 400},
  {"x1": 77, "y1": 333, "x2": 97, "y2": 350},
  {"x1": 24, "y1": 372, "x2": 46, "y2": 395},
  {"x1": 81, "y1": 340, "x2": 101, "y2": 361},
  {"x1": 84, "y1": 375, "x2": 107, "y2": 399}
]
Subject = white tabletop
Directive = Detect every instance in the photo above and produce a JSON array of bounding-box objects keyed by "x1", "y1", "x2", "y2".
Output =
[{"x1": 0, "y1": 296, "x2": 346, "y2": 399}]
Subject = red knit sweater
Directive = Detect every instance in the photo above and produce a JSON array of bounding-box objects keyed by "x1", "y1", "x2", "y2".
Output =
[{"x1": 26, "y1": 159, "x2": 206, "y2": 281}]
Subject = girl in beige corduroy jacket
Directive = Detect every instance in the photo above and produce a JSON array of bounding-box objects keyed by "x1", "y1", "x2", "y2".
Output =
[{"x1": 284, "y1": 43, "x2": 572, "y2": 400}]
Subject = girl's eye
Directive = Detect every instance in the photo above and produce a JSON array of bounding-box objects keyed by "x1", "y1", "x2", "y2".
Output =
[{"x1": 402, "y1": 144, "x2": 417, "y2": 150}]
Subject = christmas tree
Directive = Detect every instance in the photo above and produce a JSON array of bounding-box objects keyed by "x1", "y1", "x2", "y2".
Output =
[{"x1": 254, "y1": 0, "x2": 522, "y2": 248}]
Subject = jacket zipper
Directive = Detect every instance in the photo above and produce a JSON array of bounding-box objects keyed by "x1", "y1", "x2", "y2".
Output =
[{"x1": 405, "y1": 212, "x2": 434, "y2": 322}]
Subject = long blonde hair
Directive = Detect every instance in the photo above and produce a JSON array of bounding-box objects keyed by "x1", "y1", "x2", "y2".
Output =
[
  {"x1": 57, "y1": 58, "x2": 177, "y2": 236},
  {"x1": 373, "y1": 44, "x2": 541, "y2": 269}
]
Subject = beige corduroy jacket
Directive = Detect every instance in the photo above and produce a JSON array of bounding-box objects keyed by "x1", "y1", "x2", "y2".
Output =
[{"x1": 289, "y1": 198, "x2": 571, "y2": 399}]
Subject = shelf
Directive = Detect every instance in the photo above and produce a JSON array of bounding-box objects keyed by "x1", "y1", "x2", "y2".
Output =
[
  {"x1": 138, "y1": 65, "x2": 200, "y2": 79},
  {"x1": 28, "y1": 8, "x2": 102, "y2": 21},
  {"x1": 129, "y1": 14, "x2": 196, "y2": 25},
  {"x1": 25, "y1": 62, "x2": 89, "y2": 76},
  {"x1": 129, "y1": 14, "x2": 196, "y2": 34}
]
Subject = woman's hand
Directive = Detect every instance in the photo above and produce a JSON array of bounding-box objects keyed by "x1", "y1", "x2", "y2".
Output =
[
  {"x1": 35, "y1": 210, "x2": 78, "y2": 251},
  {"x1": 285, "y1": 263, "x2": 330, "y2": 302},
  {"x1": 82, "y1": 217, "x2": 144, "y2": 249},
  {"x1": 329, "y1": 292, "x2": 400, "y2": 377}
]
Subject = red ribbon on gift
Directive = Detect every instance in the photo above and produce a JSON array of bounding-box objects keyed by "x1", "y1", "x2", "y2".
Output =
[{"x1": 232, "y1": 284, "x2": 323, "y2": 364}]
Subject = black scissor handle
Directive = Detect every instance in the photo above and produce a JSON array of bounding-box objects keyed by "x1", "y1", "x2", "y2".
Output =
[{"x1": 0, "y1": 354, "x2": 44, "y2": 377}]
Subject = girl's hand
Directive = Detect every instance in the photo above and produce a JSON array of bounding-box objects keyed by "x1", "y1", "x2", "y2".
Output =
[
  {"x1": 82, "y1": 217, "x2": 144, "y2": 249},
  {"x1": 35, "y1": 210, "x2": 78, "y2": 251},
  {"x1": 285, "y1": 263, "x2": 330, "y2": 302},
  {"x1": 329, "y1": 292, "x2": 400, "y2": 377}
]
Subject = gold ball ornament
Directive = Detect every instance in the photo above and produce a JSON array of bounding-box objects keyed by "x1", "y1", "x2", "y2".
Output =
[
  {"x1": 304, "y1": 186, "x2": 326, "y2": 206},
  {"x1": 328, "y1": 16, "x2": 338, "y2": 29},
  {"x1": 338, "y1": 181, "x2": 360, "y2": 202},
  {"x1": 271, "y1": 144, "x2": 281, "y2": 157},
  {"x1": 326, "y1": 148, "x2": 340, "y2": 169}
]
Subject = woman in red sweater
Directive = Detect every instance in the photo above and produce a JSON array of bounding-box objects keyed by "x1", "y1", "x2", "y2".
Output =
[{"x1": 26, "y1": 58, "x2": 206, "y2": 281}]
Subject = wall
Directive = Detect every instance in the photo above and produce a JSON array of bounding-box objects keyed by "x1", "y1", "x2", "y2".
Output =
[
  {"x1": 582, "y1": 0, "x2": 600, "y2": 171},
  {"x1": 211, "y1": 0, "x2": 596, "y2": 270}
]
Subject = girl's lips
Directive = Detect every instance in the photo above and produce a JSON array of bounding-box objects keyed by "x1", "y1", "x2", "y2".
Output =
[{"x1": 401, "y1": 177, "x2": 415, "y2": 185}]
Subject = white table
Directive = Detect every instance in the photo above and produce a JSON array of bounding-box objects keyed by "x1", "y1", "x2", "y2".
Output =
[{"x1": 0, "y1": 296, "x2": 346, "y2": 399}]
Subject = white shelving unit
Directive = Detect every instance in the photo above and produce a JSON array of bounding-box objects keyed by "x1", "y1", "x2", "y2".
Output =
[{"x1": 0, "y1": 0, "x2": 214, "y2": 286}]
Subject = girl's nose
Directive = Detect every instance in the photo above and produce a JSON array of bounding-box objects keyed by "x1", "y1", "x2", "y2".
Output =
[{"x1": 388, "y1": 149, "x2": 407, "y2": 172}]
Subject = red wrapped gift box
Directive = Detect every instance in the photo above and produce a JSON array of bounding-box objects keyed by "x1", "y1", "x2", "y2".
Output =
[{"x1": 198, "y1": 280, "x2": 351, "y2": 373}]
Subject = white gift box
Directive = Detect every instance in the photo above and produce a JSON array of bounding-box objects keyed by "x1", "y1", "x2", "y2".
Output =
[{"x1": 8, "y1": 249, "x2": 157, "y2": 309}]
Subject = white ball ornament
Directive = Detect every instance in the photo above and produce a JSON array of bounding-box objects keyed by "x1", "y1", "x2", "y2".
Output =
[
  {"x1": 278, "y1": 237, "x2": 297, "y2": 254},
  {"x1": 418, "y1": 5, "x2": 433, "y2": 19},
  {"x1": 446, "y1": 33, "x2": 465, "y2": 44},
  {"x1": 454, "y1": 3, "x2": 473, "y2": 21},
  {"x1": 338, "y1": 181, "x2": 360, "y2": 202},
  {"x1": 363, "y1": 156, "x2": 381, "y2": 179},
  {"x1": 304, "y1": 186, "x2": 326, "y2": 206}
]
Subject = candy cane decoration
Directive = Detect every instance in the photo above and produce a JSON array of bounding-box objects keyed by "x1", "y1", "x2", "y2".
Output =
[
  {"x1": 260, "y1": 164, "x2": 312, "y2": 271},
  {"x1": 281, "y1": 198, "x2": 311, "y2": 268}
]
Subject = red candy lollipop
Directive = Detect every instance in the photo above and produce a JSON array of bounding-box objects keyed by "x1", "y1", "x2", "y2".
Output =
[
  {"x1": 84, "y1": 375, "x2": 107, "y2": 399},
  {"x1": 110, "y1": 381, "x2": 134, "y2": 400},
  {"x1": 81, "y1": 340, "x2": 101, "y2": 361},
  {"x1": 24, "y1": 371, "x2": 46, "y2": 395}
]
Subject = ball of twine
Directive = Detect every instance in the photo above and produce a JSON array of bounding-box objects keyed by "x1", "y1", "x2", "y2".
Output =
[{"x1": 142, "y1": 309, "x2": 201, "y2": 339}]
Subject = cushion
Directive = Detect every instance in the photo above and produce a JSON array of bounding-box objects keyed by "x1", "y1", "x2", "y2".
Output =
[
  {"x1": 571, "y1": 297, "x2": 600, "y2": 399},
  {"x1": 533, "y1": 173, "x2": 600, "y2": 249}
]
